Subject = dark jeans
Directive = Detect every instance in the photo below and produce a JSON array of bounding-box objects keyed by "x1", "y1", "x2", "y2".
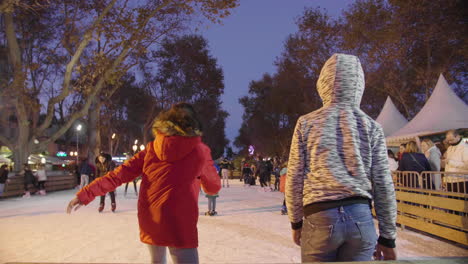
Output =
[
  {"x1": 125, "y1": 180, "x2": 138, "y2": 195},
  {"x1": 100, "y1": 191, "x2": 115, "y2": 204},
  {"x1": 274, "y1": 177, "x2": 280, "y2": 190},
  {"x1": 38, "y1": 181, "x2": 46, "y2": 190},
  {"x1": 301, "y1": 203, "x2": 377, "y2": 262},
  {"x1": 259, "y1": 174, "x2": 268, "y2": 187}
]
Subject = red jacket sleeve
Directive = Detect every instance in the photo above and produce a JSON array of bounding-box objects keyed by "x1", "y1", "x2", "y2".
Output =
[
  {"x1": 77, "y1": 149, "x2": 147, "y2": 205},
  {"x1": 199, "y1": 144, "x2": 221, "y2": 195}
]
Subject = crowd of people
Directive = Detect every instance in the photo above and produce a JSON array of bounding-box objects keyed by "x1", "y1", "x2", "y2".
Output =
[
  {"x1": 63, "y1": 54, "x2": 467, "y2": 263},
  {"x1": 387, "y1": 129, "x2": 468, "y2": 192}
]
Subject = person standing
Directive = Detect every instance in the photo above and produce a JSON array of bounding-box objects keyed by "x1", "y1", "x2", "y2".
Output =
[
  {"x1": 36, "y1": 164, "x2": 48, "y2": 195},
  {"x1": 0, "y1": 165, "x2": 10, "y2": 196},
  {"x1": 286, "y1": 54, "x2": 397, "y2": 262},
  {"x1": 79, "y1": 158, "x2": 93, "y2": 189},
  {"x1": 219, "y1": 158, "x2": 231, "y2": 188},
  {"x1": 443, "y1": 129, "x2": 468, "y2": 193},
  {"x1": 387, "y1": 150, "x2": 398, "y2": 172},
  {"x1": 22, "y1": 164, "x2": 37, "y2": 198},
  {"x1": 398, "y1": 141, "x2": 432, "y2": 189},
  {"x1": 279, "y1": 161, "x2": 288, "y2": 215},
  {"x1": 205, "y1": 192, "x2": 219, "y2": 216},
  {"x1": 421, "y1": 138, "x2": 442, "y2": 190},
  {"x1": 95, "y1": 153, "x2": 117, "y2": 212},
  {"x1": 67, "y1": 103, "x2": 221, "y2": 264}
]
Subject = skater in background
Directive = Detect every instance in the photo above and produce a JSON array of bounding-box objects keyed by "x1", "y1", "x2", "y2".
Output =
[
  {"x1": 124, "y1": 154, "x2": 140, "y2": 196},
  {"x1": 95, "y1": 153, "x2": 117, "y2": 212},
  {"x1": 273, "y1": 158, "x2": 281, "y2": 191},
  {"x1": 205, "y1": 192, "x2": 219, "y2": 216},
  {"x1": 219, "y1": 157, "x2": 232, "y2": 188},
  {"x1": 279, "y1": 161, "x2": 288, "y2": 215},
  {"x1": 79, "y1": 158, "x2": 94, "y2": 189},
  {"x1": 125, "y1": 176, "x2": 140, "y2": 196},
  {"x1": 67, "y1": 102, "x2": 221, "y2": 264},
  {"x1": 242, "y1": 162, "x2": 253, "y2": 186},
  {"x1": 21, "y1": 164, "x2": 37, "y2": 198},
  {"x1": 0, "y1": 164, "x2": 10, "y2": 196},
  {"x1": 36, "y1": 164, "x2": 47, "y2": 196}
]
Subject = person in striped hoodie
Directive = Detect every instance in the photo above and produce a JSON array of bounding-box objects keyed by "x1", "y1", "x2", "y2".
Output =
[{"x1": 286, "y1": 53, "x2": 397, "y2": 262}]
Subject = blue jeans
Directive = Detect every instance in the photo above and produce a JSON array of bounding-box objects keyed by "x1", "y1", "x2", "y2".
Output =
[
  {"x1": 147, "y1": 245, "x2": 198, "y2": 264},
  {"x1": 301, "y1": 203, "x2": 377, "y2": 262}
]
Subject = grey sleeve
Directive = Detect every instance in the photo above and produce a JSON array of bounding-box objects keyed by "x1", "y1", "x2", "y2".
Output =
[
  {"x1": 285, "y1": 117, "x2": 305, "y2": 229},
  {"x1": 371, "y1": 126, "x2": 397, "y2": 241},
  {"x1": 428, "y1": 150, "x2": 441, "y2": 171}
]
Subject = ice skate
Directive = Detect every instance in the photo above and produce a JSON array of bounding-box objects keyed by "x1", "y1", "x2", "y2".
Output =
[
  {"x1": 211, "y1": 211, "x2": 217, "y2": 216},
  {"x1": 22, "y1": 191, "x2": 31, "y2": 198},
  {"x1": 111, "y1": 203, "x2": 116, "y2": 212},
  {"x1": 204, "y1": 211, "x2": 211, "y2": 216},
  {"x1": 281, "y1": 206, "x2": 288, "y2": 215},
  {"x1": 98, "y1": 203, "x2": 105, "y2": 213}
]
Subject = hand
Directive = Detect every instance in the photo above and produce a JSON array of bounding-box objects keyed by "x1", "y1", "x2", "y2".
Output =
[
  {"x1": 66, "y1": 197, "x2": 83, "y2": 214},
  {"x1": 292, "y1": 228, "x2": 302, "y2": 246},
  {"x1": 374, "y1": 244, "x2": 397, "y2": 260}
]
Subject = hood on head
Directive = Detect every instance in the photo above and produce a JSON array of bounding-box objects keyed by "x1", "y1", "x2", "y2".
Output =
[
  {"x1": 153, "y1": 132, "x2": 201, "y2": 162},
  {"x1": 317, "y1": 53, "x2": 365, "y2": 107}
]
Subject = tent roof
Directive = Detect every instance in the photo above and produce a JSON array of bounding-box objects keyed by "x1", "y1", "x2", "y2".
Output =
[
  {"x1": 387, "y1": 74, "x2": 468, "y2": 143},
  {"x1": 376, "y1": 96, "x2": 408, "y2": 136}
]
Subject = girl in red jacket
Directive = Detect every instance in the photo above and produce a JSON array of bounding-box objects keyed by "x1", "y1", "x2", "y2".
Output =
[{"x1": 67, "y1": 103, "x2": 221, "y2": 264}]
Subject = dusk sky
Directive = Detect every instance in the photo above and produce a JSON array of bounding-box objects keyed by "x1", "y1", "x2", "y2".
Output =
[{"x1": 196, "y1": 0, "x2": 355, "y2": 147}]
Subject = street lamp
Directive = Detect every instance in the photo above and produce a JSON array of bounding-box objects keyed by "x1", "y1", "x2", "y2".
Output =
[
  {"x1": 76, "y1": 124, "x2": 82, "y2": 164},
  {"x1": 132, "y1": 144, "x2": 138, "y2": 153},
  {"x1": 140, "y1": 144, "x2": 145, "y2": 151},
  {"x1": 111, "y1": 133, "x2": 116, "y2": 155}
]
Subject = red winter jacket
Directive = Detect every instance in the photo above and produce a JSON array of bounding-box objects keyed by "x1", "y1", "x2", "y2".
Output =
[{"x1": 76, "y1": 133, "x2": 221, "y2": 248}]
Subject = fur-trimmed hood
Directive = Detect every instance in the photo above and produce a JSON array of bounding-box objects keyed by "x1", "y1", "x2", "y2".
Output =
[{"x1": 153, "y1": 120, "x2": 202, "y2": 137}]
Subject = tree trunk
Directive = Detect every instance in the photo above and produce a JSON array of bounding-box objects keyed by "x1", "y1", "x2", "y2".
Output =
[
  {"x1": 12, "y1": 139, "x2": 30, "y2": 171},
  {"x1": 87, "y1": 101, "x2": 101, "y2": 163}
]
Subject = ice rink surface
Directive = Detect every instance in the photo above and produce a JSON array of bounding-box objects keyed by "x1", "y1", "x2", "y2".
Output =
[{"x1": 1, "y1": 180, "x2": 467, "y2": 263}]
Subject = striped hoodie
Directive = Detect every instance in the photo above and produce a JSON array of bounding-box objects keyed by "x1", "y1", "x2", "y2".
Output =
[{"x1": 285, "y1": 53, "x2": 397, "y2": 244}]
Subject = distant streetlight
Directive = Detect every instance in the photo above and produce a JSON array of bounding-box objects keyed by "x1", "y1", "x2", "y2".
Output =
[
  {"x1": 75, "y1": 124, "x2": 82, "y2": 164},
  {"x1": 69, "y1": 151, "x2": 74, "y2": 157},
  {"x1": 134, "y1": 139, "x2": 138, "y2": 145},
  {"x1": 111, "y1": 133, "x2": 117, "y2": 155},
  {"x1": 140, "y1": 144, "x2": 145, "y2": 151},
  {"x1": 132, "y1": 144, "x2": 138, "y2": 153}
]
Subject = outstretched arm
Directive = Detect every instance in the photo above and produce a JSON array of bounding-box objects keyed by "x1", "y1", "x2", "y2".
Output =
[{"x1": 72, "y1": 148, "x2": 147, "y2": 207}]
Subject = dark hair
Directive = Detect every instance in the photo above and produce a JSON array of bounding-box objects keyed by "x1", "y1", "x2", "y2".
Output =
[
  {"x1": 447, "y1": 129, "x2": 461, "y2": 137},
  {"x1": 152, "y1": 102, "x2": 202, "y2": 137},
  {"x1": 387, "y1": 149, "x2": 395, "y2": 159}
]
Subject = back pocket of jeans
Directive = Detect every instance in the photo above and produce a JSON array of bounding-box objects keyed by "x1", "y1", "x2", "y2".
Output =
[{"x1": 355, "y1": 220, "x2": 377, "y2": 246}]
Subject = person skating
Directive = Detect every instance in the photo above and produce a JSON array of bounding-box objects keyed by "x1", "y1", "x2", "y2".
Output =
[
  {"x1": 219, "y1": 157, "x2": 232, "y2": 188},
  {"x1": 279, "y1": 161, "x2": 288, "y2": 215},
  {"x1": 36, "y1": 164, "x2": 47, "y2": 195},
  {"x1": 21, "y1": 164, "x2": 37, "y2": 198},
  {"x1": 95, "y1": 153, "x2": 117, "y2": 212},
  {"x1": 78, "y1": 158, "x2": 94, "y2": 189},
  {"x1": 67, "y1": 103, "x2": 221, "y2": 264},
  {"x1": 256, "y1": 156, "x2": 272, "y2": 191},
  {"x1": 205, "y1": 192, "x2": 219, "y2": 216},
  {"x1": 286, "y1": 54, "x2": 397, "y2": 262}
]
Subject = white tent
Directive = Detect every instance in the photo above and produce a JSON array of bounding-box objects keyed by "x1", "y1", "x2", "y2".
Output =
[
  {"x1": 376, "y1": 96, "x2": 408, "y2": 137},
  {"x1": 387, "y1": 74, "x2": 468, "y2": 144}
]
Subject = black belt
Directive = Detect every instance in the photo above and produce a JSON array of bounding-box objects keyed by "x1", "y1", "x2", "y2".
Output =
[{"x1": 304, "y1": 196, "x2": 371, "y2": 217}]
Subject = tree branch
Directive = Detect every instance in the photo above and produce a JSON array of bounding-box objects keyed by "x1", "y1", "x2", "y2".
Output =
[{"x1": 36, "y1": 0, "x2": 118, "y2": 135}]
